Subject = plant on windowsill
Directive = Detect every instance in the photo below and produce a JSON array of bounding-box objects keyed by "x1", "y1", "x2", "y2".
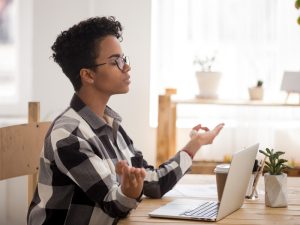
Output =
[
  {"x1": 259, "y1": 148, "x2": 290, "y2": 207},
  {"x1": 248, "y1": 80, "x2": 264, "y2": 101},
  {"x1": 193, "y1": 54, "x2": 222, "y2": 99},
  {"x1": 296, "y1": 0, "x2": 300, "y2": 25}
]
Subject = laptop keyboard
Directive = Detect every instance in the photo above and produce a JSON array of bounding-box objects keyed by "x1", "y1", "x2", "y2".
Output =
[{"x1": 181, "y1": 201, "x2": 219, "y2": 218}]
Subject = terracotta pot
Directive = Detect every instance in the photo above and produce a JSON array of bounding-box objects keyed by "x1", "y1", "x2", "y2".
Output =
[
  {"x1": 264, "y1": 173, "x2": 288, "y2": 207},
  {"x1": 195, "y1": 71, "x2": 221, "y2": 99}
]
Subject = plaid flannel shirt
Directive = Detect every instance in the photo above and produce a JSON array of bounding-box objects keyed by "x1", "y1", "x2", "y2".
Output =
[{"x1": 27, "y1": 94, "x2": 192, "y2": 225}]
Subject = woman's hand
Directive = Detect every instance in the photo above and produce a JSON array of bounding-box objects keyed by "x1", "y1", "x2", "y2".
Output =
[
  {"x1": 115, "y1": 160, "x2": 146, "y2": 199},
  {"x1": 183, "y1": 123, "x2": 225, "y2": 159}
]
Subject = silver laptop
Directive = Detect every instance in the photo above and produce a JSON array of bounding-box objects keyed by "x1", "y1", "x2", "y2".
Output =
[{"x1": 149, "y1": 143, "x2": 259, "y2": 222}]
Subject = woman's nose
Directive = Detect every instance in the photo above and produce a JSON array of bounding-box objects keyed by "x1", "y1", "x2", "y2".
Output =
[{"x1": 123, "y1": 63, "x2": 131, "y2": 72}]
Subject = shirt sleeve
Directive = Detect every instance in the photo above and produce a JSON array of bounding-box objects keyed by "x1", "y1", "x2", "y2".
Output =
[
  {"x1": 142, "y1": 150, "x2": 192, "y2": 198},
  {"x1": 51, "y1": 126, "x2": 139, "y2": 218},
  {"x1": 118, "y1": 124, "x2": 192, "y2": 199}
]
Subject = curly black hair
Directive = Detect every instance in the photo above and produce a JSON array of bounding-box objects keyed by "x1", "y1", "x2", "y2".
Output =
[{"x1": 51, "y1": 16, "x2": 123, "y2": 91}]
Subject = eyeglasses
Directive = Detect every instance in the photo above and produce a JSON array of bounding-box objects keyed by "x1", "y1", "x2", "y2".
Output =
[{"x1": 88, "y1": 55, "x2": 130, "y2": 71}]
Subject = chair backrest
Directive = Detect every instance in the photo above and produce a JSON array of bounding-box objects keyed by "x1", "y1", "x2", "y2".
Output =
[{"x1": 0, "y1": 102, "x2": 51, "y2": 206}]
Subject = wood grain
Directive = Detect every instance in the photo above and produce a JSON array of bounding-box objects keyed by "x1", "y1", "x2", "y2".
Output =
[
  {"x1": 0, "y1": 102, "x2": 51, "y2": 206},
  {"x1": 119, "y1": 175, "x2": 300, "y2": 225}
]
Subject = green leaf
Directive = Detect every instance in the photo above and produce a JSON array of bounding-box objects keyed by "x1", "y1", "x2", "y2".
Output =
[
  {"x1": 275, "y1": 164, "x2": 282, "y2": 174},
  {"x1": 265, "y1": 161, "x2": 271, "y2": 167},
  {"x1": 259, "y1": 150, "x2": 269, "y2": 157},
  {"x1": 278, "y1": 159, "x2": 288, "y2": 164},
  {"x1": 270, "y1": 166, "x2": 275, "y2": 175},
  {"x1": 274, "y1": 151, "x2": 285, "y2": 158},
  {"x1": 296, "y1": 0, "x2": 300, "y2": 9},
  {"x1": 269, "y1": 155, "x2": 275, "y2": 166},
  {"x1": 265, "y1": 162, "x2": 271, "y2": 173}
]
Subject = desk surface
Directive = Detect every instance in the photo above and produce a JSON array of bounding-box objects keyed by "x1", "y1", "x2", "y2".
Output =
[{"x1": 119, "y1": 174, "x2": 300, "y2": 225}]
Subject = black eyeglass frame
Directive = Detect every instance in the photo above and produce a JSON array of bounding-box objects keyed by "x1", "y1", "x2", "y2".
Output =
[{"x1": 87, "y1": 55, "x2": 130, "y2": 71}]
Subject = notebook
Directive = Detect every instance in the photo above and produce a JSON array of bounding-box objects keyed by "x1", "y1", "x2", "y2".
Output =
[{"x1": 149, "y1": 143, "x2": 259, "y2": 222}]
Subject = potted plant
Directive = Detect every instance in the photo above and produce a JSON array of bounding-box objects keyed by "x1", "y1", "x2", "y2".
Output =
[
  {"x1": 248, "y1": 80, "x2": 264, "y2": 100},
  {"x1": 296, "y1": 0, "x2": 300, "y2": 25},
  {"x1": 259, "y1": 148, "x2": 290, "y2": 207},
  {"x1": 193, "y1": 55, "x2": 222, "y2": 99}
]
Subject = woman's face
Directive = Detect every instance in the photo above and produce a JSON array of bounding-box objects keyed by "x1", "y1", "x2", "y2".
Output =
[{"x1": 89, "y1": 35, "x2": 131, "y2": 96}]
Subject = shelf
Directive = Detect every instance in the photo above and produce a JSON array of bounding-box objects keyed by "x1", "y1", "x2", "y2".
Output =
[
  {"x1": 172, "y1": 97, "x2": 300, "y2": 107},
  {"x1": 156, "y1": 89, "x2": 300, "y2": 167}
]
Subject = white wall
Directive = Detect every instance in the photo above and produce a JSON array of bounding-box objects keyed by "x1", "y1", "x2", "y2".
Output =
[
  {"x1": 31, "y1": 0, "x2": 155, "y2": 164},
  {"x1": 1, "y1": 1, "x2": 155, "y2": 224}
]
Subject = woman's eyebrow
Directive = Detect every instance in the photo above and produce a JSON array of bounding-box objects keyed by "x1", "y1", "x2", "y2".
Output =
[{"x1": 108, "y1": 53, "x2": 124, "y2": 59}]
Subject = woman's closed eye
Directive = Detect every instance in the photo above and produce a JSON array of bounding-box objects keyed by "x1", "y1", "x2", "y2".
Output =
[{"x1": 110, "y1": 60, "x2": 118, "y2": 65}]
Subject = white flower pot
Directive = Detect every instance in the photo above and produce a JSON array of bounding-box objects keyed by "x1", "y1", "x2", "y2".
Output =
[
  {"x1": 195, "y1": 71, "x2": 221, "y2": 99},
  {"x1": 248, "y1": 87, "x2": 264, "y2": 100},
  {"x1": 264, "y1": 173, "x2": 288, "y2": 208}
]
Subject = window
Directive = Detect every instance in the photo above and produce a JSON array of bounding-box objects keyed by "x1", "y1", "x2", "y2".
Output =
[
  {"x1": 150, "y1": 0, "x2": 300, "y2": 127},
  {"x1": 151, "y1": 0, "x2": 300, "y2": 162},
  {"x1": 0, "y1": 0, "x2": 32, "y2": 116},
  {"x1": 0, "y1": 0, "x2": 17, "y2": 103}
]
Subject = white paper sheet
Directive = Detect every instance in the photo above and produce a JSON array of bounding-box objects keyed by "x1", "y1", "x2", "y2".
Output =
[{"x1": 164, "y1": 184, "x2": 218, "y2": 198}]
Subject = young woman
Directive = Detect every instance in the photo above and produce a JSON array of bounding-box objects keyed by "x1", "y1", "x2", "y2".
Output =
[{"x1": 27, "y1": 16, "x2": 224, "y2": 225}]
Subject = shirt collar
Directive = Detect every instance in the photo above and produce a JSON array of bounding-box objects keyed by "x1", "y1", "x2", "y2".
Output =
[{"x1": 69, "y1": 94, "x2": 122, "y2": 130}]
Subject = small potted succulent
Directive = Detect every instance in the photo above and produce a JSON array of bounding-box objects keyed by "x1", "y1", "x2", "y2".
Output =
[
  {"x1": 248, "y1": 80, "x2": 264, "y2": 100},
  {"x1": 193, "y1": 54, "x2": 222, "y2": 99},
  {"x1": 259, "y1": 148, "x2": 290, "y2": 207}
]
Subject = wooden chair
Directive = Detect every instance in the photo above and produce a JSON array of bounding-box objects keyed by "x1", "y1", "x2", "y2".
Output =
[{"x1": 0, "y1": 102, "x2": 51, "y2": 206}]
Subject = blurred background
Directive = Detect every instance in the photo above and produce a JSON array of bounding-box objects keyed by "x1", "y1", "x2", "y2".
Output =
[{"x1": 0, "y1": 0, "x2": 300, "y2": 224}]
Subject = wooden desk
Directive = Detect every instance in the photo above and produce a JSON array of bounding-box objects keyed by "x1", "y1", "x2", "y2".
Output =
[
  {"x1": 119, "y1": 174, "x2": 300, "y2": 225},
  {"x1": 156, "y1": 90, "x2": 300, "y2": 166}
]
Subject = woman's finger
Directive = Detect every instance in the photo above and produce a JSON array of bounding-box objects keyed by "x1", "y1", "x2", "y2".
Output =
[
  {"x1": 115, "y1": 160, "x2": 127, "y2": 175},
  {"x1": 192, "y1": 124, "x2": 202, "y2": 131},
  {"x1": 190, "y1": 124, "x2": 210, "y2": 138},
  {"x1": 199, "y1": 126, "x2": 209, "y2": 132},
  {"x1": 123, "y1": 165, "x2": 132, "y2": 188},
  {"x1": 213, "y1": 123, "x2": 225, "y2": 135},
  {"x1": 128, "y1": 168, "x2": 138, "y2": 187}
]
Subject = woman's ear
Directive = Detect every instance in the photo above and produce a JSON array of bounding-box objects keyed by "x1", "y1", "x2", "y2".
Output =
[{"x1": 79, "y1": 68, "x2": 94, "y2": 84}]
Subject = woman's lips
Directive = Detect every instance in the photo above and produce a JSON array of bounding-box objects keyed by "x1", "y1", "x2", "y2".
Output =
[{"x1": 124, "y1": 76, "x2": 131, "y2": 84}]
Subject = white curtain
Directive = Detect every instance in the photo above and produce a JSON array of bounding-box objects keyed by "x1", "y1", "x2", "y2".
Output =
[{"x1": 151, "y1": 0, "x2": 300, "y2": 161}]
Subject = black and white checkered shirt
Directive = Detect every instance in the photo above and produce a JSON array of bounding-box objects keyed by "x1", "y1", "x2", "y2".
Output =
[{"x1": 27, "y1": 94, "x2": 192, "y2": 225}]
